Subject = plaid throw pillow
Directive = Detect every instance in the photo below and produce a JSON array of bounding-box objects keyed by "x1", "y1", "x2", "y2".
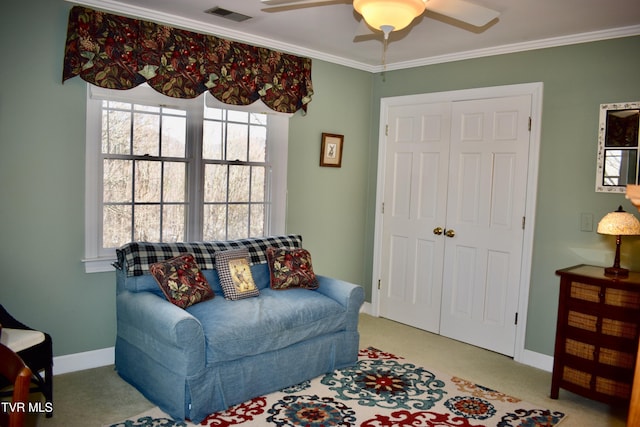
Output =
[
  {"x1": 149, "y1": 254, "x2": 214, "y2": 308},
  {"x1": 215, "y1": 248, "x2": 260, "y2": 300},
  {"x1": 266, "y1": 247, "x2": 319, "y2": 290},
  {"x1": 116, "y1": 235, "x2": 304, "y2": 276}
]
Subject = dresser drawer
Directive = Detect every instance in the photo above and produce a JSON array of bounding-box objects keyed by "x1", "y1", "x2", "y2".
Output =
[
  {"x1": 561, "y1": 365, "x2": 632, "y2": 400},
  {"x1": 569, "y1": 281, "x2": 640, "y2": 309}
]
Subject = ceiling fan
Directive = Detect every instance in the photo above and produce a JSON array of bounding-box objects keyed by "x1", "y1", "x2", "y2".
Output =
[{"x1": 260, "y1": 0, "x2": 501, "y2": 40}]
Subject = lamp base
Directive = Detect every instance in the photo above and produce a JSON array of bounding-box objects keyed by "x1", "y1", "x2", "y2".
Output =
[{"x1": 604, "y1": 266, "x2": 629, "y2": 278}]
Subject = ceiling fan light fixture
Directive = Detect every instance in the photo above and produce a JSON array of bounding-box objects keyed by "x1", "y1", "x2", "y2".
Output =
[{"x1": 353, "y1": 0, "x2": 426, "y2": 33}]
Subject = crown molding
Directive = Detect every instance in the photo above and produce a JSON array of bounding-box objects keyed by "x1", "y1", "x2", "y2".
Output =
[
  {"x1": 377, "y1": 24, "x2": 640, "y2": 73},
  {"x1": 64, "y1": 0, "x2": 640, "y2": 74}
]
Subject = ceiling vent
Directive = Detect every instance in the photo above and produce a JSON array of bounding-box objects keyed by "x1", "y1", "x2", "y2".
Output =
[{"x1": 204, "y1": 7, "x2": 252, "y2": 22}]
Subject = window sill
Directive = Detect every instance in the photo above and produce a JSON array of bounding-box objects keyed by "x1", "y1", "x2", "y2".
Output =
[{"x1": 82, "y1": 257, "x2": 117, "y2": 273}]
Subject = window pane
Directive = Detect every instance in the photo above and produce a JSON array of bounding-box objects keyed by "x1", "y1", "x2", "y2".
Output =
[
  {"x1": 250, "y1": 204, "x2": 265, "y2": 237},
  {"x1": 203, "y1": 120, "x2": 223, "y2": 160},
  {"x1": 133, "y1": 112, "x2": 159, "y2": 156},
  {"x1": 162, "y1": 115, "x2": 186, "y2": 157},
  {"x1": 250, "y1": 113, "x2": 267, "y2": 125},
  {"x1": 203, "y1": 204, "x2": 226, "y2": 241},
  {"x1": 229, "y1": 165, "x2": 250, "y2": 202},
  {"x1": 103, "y1": 159, "x2": 132, "y2": 203},
  {"x1": 102, "y1": 106, "x2": 131, "y2": 155},
  {"x1": 204, "y1": 106, "x2": 222, "y2": 120},
  {"x1": 228, "y1": 110, "x2": 248, "y2": 123},
  {"x1": 204, "y1": 164, "x2": 227, "y2": 202},
  {"x1": 103, "y1": 205, "x2": 131, "y2": 248},
  {"x1": 162, "y1": 107, "x2": 186, "y2": 116},
  {"x1": 251, "y1": 167, "x2": 266, "y2": 202},
  {"x1": 249, "y1": 125, "x2": 266, "y2": 162},
  {"x1": 134, "y1": 205, "x2": 160, "y2": 241},
  {"x1": 163, "y1": 162, "x2": 186, "y2": 202},
  {"x1": 162, "y1": 205, "x2": 185, "y2": 242},
  {"x1": 135, "y1": 161, "x2": 161, "y2": 203},
  {"x1": 227, "y1": 123, "x2": 248, "y2": 161},
  {"x1": 227, "y1": 204, "x2": 249, "y2": 239}
]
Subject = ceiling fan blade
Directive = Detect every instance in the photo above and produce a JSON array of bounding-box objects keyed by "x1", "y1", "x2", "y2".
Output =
[{"x1": 425, "y1": 0, "x2": 500, "y2": 27}]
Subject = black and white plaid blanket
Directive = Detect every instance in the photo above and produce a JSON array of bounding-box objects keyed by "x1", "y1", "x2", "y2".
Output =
[{"x1": 115, "y1": 235, "x2": 303, "y2": 276}]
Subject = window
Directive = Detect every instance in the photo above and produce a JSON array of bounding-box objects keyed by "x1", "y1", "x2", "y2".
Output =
[
  {"x1": 85, "y1": 85, "x2": 289, "y2": 272},
  {"x1": 595, "y1": 102, "x2": 640, "y2": 192}
]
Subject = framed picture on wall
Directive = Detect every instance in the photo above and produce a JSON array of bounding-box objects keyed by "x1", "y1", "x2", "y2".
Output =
[{"x1": 319, "y1": 133, "x2": 344, "y2": 168}]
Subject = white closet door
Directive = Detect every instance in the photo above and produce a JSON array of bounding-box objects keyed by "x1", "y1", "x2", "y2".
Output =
[
  {"x1": 378, "y1": 102, "x2": 451, "y2": 333},
  {"x1": 439, "y1": 95, "x2": 532, "y2": 356}
]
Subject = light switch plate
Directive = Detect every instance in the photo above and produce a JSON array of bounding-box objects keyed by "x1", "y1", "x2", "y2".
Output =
[{"x1": 580, "y1": 213, "x2": 594, "y2": 232}]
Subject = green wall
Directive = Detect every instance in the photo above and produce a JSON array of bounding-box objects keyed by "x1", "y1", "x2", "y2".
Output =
[
  {"x1": 1, "y1": 0, "x2": 639, "y2": 359},
  {"x1": 286, "y1": 60, "x2": 372, "y2": 287},
  {"x1": 0, "y1": 0, "x2": 373, "y2": 357},
  {"x1": 368, "y1": 37, "x2": 640, "y2": 355},
  {"x1": 1, "y1": 0, "x2": 116, "y2": 356}
]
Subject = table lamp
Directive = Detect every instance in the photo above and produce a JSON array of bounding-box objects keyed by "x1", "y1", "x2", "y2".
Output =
[{"x1": 597, "y1": 205, "x2": 640, "y2": 277}]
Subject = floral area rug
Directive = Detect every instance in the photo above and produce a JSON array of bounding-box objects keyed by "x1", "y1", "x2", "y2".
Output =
[{"x1": 106, "y1": 347, "x2": 566, "y2": 427}]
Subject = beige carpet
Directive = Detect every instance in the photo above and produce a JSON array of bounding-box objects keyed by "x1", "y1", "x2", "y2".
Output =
[
  {"x1": 31, "y1": 314, "x2": 627, "y2": 426},
  {"x1": 105, "y1": 347, "x2": 567, "y2": 427}
]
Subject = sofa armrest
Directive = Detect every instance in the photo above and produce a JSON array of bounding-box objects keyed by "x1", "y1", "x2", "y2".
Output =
[
  {"x1": 315, "y1": 275, "x2": 364, "y2": 330},
  {"x1": 116, "y1": 290, "x2": 206, "y2": 375}
]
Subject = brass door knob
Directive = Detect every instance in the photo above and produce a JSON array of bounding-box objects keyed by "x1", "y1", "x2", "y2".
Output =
[
  {"x1": 433, "y1": 227, "x2": 443, "y2": 235},
  {"x1": 445, "y1": 229, "x2": 456, "y2": 238}
]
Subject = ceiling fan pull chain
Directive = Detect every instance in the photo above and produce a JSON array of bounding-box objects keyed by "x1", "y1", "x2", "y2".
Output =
[
  {"x1": 380, "y1": 25, "x2": 393, "y2": 71},
  {"x1": 382, "y1": 37, "x2": 388, "y2": 70}
]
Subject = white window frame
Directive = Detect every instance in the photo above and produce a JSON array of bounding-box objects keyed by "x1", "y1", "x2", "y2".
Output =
[{"x1": 83, "y1": 84, "x2": 290, "y2": 273}]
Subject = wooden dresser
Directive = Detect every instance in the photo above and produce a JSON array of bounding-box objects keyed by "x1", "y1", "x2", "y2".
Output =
[{"x1": 552, "y1": 264, "x2": 640, "y2": 404}]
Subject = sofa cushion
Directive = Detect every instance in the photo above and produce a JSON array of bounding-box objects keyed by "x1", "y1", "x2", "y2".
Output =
[
  {"x1": 186, "y1": 288, "x2": 347, "y2": 364},
  {"x1": 250, "y1": 263, "x2": 272, "y2": 290},
  {"x1": 215, "y1": 248, "x2": 260, "y2": 300},
  {"x1": 266, "y1": 247, "x2": 319, "y2": 290},
  {"x1": 149, "y1": 254, "x2": 214, "y2": 309}
]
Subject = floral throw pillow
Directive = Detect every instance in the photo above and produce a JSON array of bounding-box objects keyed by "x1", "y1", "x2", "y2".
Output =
[
  {"x1": 149, "y1": 254, "x2": 214, "y2": 309},
  {"x1": 266, "y1": 247, "x2": 319, "y2": 290},
  {"x1": 215, "y1": 248, "x2": 260, "y2": 300}
]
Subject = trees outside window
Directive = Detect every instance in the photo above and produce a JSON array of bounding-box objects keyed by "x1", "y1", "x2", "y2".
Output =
[{"x1": 84, "y1": 85, "x2": 288, "y2": 272}]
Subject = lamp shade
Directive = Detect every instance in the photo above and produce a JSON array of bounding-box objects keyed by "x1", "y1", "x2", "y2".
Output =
[
  {"x1": 353, "y1": 0, "x2": 426, "y2": 32},
  {"x1": 597, "y1": 206, "x2": 640, "y2": 236}
]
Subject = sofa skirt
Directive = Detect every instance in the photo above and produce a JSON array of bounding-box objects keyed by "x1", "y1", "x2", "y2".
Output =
[{"x1": 116, "y1": 329, "x2": 360, "y2": 423}]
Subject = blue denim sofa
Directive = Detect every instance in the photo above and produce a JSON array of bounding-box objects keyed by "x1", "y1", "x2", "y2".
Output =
[{"x1": 114, "y1": 235, "x2": 364, "y2": 423}]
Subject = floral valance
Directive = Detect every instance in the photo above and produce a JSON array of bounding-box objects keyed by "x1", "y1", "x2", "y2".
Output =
[{"x1": 62, "y1": 6, "x2": 313, "y2": 113}]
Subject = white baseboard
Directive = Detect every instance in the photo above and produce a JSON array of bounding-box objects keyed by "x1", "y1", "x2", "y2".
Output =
[
  {"x1": 53, "y1": 346, "x2": 114, "y2": 375},
  {"x1": 360, "y1": 301, "x2": 373, "y2": 315},
  {"x1": 518, "y1": 348, "x2": 554, "y2": 372}
]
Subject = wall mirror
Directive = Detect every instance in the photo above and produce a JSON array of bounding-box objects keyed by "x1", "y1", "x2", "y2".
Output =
[{"x1": 596, "y1": 101, "x2": 640, "y2": 192}]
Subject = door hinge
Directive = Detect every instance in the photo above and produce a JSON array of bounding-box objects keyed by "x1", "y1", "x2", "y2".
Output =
[
  {"x1": 528, "y1": 117, "x2": 532, "y2": 131},
  {"x1": 515, "y1": 312, "x2": 518, "y2": 325},
  {"x1": 522, "y1": 216, "x2": 526, "y2": 230},
  {"x1": 381, "y1": 202, "x2": 385, "y2": 214},
  {"x1": 378, "y1": 280, "x2": 381, "y2": 290},
  {"x1": 385, "y1": 124, "x2": 389, "y2": 136}
]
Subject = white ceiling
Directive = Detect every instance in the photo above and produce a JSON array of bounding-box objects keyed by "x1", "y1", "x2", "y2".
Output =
[{"x1": 68, "y1": 0, "x2": 640, "y2": 72}]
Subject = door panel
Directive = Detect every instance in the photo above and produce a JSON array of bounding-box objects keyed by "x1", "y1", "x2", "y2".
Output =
[
  {"x1": 440, "y1": 95, "x2": 531, "y2": 357},
  {"x1": 379, "y1": 102, "x2": 451, "y2": 333}
]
